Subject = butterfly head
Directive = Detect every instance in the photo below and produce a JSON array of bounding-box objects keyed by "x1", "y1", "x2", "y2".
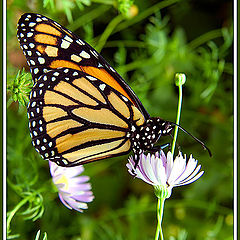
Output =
[{"x1": 129, "y1": 117, "x2": 174, "y2": 154}]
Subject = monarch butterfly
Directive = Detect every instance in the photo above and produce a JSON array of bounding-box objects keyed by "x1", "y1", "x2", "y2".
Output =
[{"x1": 17, "y1": 13, "x2": 210, "y2": 167}]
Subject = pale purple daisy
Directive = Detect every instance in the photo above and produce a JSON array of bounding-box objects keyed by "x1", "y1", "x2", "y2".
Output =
[
  {"x1": 127, "y1": 151, "x2": 204, "y2": 198},
  {"x1": 49, "y1": 161, "x2": 94, "y2": 212}
]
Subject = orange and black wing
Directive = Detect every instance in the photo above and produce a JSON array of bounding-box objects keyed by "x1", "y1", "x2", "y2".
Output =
[
  {"x1": 17, "y1": 13, "x2": 150, "y2": 120},
  {"x1": 28, "y1": 68, "x2": 146, "y2": 166}
]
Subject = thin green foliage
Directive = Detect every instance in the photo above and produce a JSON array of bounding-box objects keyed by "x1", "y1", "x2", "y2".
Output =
[
  {"x1": 7, "y1": 69, "x2": 32, "y2": 107},
  {"x1": 95, "y1": 14, "x2": 124, "y2": 52},
  {"x1": 35, "y1": 230, "x2": 48, "y2": 240},
  {"x1": 7, "y1": 190, "x2": 44, "y2": 238}
]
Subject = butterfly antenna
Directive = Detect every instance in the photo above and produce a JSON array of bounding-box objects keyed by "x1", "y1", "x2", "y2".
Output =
[{"x1": 170, "y1": 122, "x2": 212, "y2": 157}]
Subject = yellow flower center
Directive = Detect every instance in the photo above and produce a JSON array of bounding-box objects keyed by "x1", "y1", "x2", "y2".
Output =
[{"x1": 55, "y1": 175, "x2": 69, "y2": 191}]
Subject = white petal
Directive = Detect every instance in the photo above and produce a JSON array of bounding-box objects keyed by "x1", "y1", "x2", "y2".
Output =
[
  {"x1": 167, "y1": 153, "x2": 186, "y2": 185},
  {"x1": 175, "y1": 171, "x2": 204, "y2": 186},
  {"x1": 141, "y1": 153, "x2": 159, "y2": 184},
  {"x1": 157, "y1": 163, "x2": 167, "y2": 186},
  {"x1": 179, "y1": 165, "x2": 202, "y2": 184},
  {"x1": 152, "y1": 155, "x2": 167, "y2": 185},
  {"x1": 133, "y1": 155, "x2": 155, "y2": 185},
  {"x1": 166, "y1": 151, "x2": 173, "y2": 179},
  {"x1": 126, "y1": 157, "x2": 135, "y2": 176},
  {"x1": 65, "y1": 165, "x2": 84, "y2": 178},
  {"x1": 175, "y1": 155, "x2": 198, "y2": 183},
  {"x1": 151, "y1": 155, "x2": 161, "y2": 181},
  {"x1": 160, "y1": 151, "x2": 167, "y2": 168}
]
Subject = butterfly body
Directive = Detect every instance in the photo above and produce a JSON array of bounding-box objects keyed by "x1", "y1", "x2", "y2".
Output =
[{"x1": 17, "y1": 13, "x2": 175, "y2": 167}]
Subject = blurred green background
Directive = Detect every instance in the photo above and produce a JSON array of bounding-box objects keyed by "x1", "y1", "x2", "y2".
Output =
[{"x1": 6, "y1": 0, "x2": 233, "y2": 239}]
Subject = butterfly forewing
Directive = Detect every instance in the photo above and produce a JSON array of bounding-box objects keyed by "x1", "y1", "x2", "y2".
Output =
[{"x1": 17, "y1": 13, "x2": 150, "y2": 119}]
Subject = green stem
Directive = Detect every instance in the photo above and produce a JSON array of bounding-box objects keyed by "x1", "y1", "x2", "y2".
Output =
[
  {"x1": 67, "y1": 5, "x2": 111, "y2": 31},
  {"x1": 113, "y1": 0, "x2": 180, "y2": 34},
  {"x1": 187, "y1": 29, "x2": 223, "y2": 50},
  {"x1": 6, "y1": 187, "x2": 46, "y2": 235},
  {"x1": 154, "y1": 196, "x2": 165, "y2": 240},
  {"x1": 95, "y1": 15, "x2": 124, "y2": 52},
  {"x1": 7, "y1": 195, "x2": 32, "y2": 234},
  {"x1": 171, "y1": 73, "x2": 185, "y2": 156}
]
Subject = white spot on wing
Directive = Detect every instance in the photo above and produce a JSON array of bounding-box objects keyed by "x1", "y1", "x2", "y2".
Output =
[
  {"x1": 73, "y1": 72, "x2": 78, "y2": 76},
  {"x1": 34, "y1": 68, "x2": 39, "y2": 74},
  {"x1": 53, "y1": 72, "x2": 59, "y2": 76},
  {"x1": 76, "y1": 39, "x2": 85, "y2": 45},
  {"x1": 38, "y1": 57, "x2": 45, "y2": 64},
  {"x1": 80, "y1": 51, "x2": 90, "y2": 59},
  {"x1": 86, "y1": 76, "x2": 97, "y2": 81},
  {"x1": 64, "y1": 35, "x2": 73, "y2": 42},
  {"x1": 61, "y1": 39, "x2": 71, "y2": 49},
  {"x1": 99, "y1": 84, "x2": 106, "y2": 91},
  {"x1": 109, "y1": 66, "x2": 116, "y2": 72},
  {"x1": 122, "y1": 96, "x2": 128, "y2": 102},
  {"x1": 30, "y1": 60, "x2": 35, "y2": 65},
  {"x1": 71, "y1": 54, "x2": 82, "y2": 62},
  {"x1": 29, "y1": 22, "x2": 36, "y2": 27},
  {"x1": 27, "y1": 32, "x2": 33, "y2": 37},
  {"x1": 90, "y1": 50, "x2": 98, "y2": 58}
]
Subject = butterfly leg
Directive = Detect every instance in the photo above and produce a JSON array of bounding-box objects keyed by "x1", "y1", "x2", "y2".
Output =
[
  {"x1": 148, "y1": 143, "x2": 170, "y2": 153},
  {"x1": 133, "y1": 153, "x2": 140, "y2": 169},
  {"x1": 132, "y1": 143, "x2": 170, "y2": 170}
]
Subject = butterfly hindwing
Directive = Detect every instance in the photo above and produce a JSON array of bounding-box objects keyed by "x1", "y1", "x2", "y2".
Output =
[
  {"x1": 17, "y1": 13, "x2": 150, "y2": 119},
  {"x1": 28, "y1": 67, "x2": 147, "y2": 166}
]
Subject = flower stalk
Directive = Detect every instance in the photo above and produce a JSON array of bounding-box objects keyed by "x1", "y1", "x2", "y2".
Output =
[
  {"x1": 155, "y1": 73, "x2": 186, "y2": 239},
  {"x1": 155, "y1": 188, "x2": 167, "y2": 240},
  {"x1": 171, "y1": 73, "x2": 186, "y2": 156}
]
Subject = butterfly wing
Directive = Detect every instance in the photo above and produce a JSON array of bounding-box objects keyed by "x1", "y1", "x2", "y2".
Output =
[
  {"x1": 17, "y1": 13, "x2": 150, "y2": 120},
  {"x1": 28, "y1": 68, "x2": 146, "y2": 166}
]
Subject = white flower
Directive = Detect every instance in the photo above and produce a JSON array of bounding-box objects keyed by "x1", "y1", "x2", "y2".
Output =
[
  {"x1": 49, "y1": 161, "x2": 94, "y2": 212},
  {"x1": 127, "y1": 151, "x2": 204, "y2": 198}
]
